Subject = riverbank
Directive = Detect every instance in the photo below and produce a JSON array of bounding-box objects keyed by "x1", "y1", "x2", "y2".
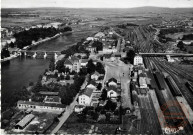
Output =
[
  {"x1": 1, "y1": 31, "x2": 73, "y2": 62},
  {"x1": 29, "y1": 31, "x2": 72, "y2": 49},
  {"x1": 1, "y1": 53, "x2": 19, "y2": 63}
]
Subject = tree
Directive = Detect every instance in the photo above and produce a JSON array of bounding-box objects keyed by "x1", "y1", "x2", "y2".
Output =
[
  {"x1": 65, "y1": 74, "x2": 70, "y2": 80},
  {"x1": 87, "y1": 59, "x2": 96, "y2": 74},
  {"x1": 97, "y1": 83, "x2": 102, "y2": 90},
  {"x1": 56, "y1": 60, "x2": 65, "y2": 73},
  {"x1": 60, "y1": 75, "x2": 65, "y2": 80},
  {"x1": 100, "y1": 88, "x2": 107, "y2": 100},
  {"x1": 126, "y1": 50, "x2": 135, "y2": 64},
  {"x1": 49, "y1": 57, "x2": 55, "y2": 71},
  {"x1": 177, "y1": 41, "x2": 184, "y2": 50},
  {"x1": 92, "y1": 41, "x2": 103, "y2": 51},
  {"x1": 1, "y1": 48, "x2": 10, "y2": 59},
  {"x1": 104, "y1": 100, "x2": 117, "y2": 111},
  {"x1": 95, "y1": 62, "x2": 105, "y2": 74},
  {"x1": 29, "y1": 81, "x2": 34, "y2": 86},
  {"x1": 9, "y1": 42, "x2": 15, "y2": 48}
]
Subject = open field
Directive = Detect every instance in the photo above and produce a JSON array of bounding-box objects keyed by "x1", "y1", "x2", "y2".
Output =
[
  {"x1": 2, "y1": 7, "x2": 193, "y2": 28},
  {"x1": 58, "y1": 112, "x2": 120, "y2": 134}
]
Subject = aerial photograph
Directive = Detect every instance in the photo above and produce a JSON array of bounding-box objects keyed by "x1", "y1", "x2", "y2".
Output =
[{"x1": 1, "y1": 0, "x2": 193, "y2": 134}]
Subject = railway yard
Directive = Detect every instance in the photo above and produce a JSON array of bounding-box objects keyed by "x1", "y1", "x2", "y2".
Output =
[{"x1": 116, "y1": 24, "x2": 193, "y2": 134}]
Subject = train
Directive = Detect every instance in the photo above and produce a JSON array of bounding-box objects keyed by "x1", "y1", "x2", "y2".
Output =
[
  {"x1": 154, "y1": 72, "x2": 167, "y2": 90},
  {"x1": 185, "y1": 81, "x2": 193, "y2": 94},
  {"x1": 165, "y1": 76, "x2": 182, "y2": 97}
]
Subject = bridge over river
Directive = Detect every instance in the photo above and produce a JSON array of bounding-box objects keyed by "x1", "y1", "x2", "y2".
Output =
[{"x1": 12, "y1": 50, "x2": 62, "y2": 59}]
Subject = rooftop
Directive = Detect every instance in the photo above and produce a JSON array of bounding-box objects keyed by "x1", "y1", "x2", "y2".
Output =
[
  {"x1": 15, "y1": 114, "x2": 35, "y2": 128},
  {"x1": 80, "y1": 88, "x2": 94, "y2": 97},
  {"x1": 17, "y1": 100, "x2": 66, "y2": 108},
  {"x1": 39, "y1": 91, "x2": 59, "y2": 96}
]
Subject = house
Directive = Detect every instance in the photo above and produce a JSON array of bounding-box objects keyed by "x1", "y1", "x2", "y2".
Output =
[
  {"x1": 80, "y1": 59, "x2": 89, "y2": 67},
  {"x1": 38, "y1": 91, "x2": 59, "y2": 96},
  {"x1": 87, "y1": 80, "x2": 97, "y2": 90},
  {"x1": 134, "y1": 55, "x2": 143, "y2": 66},
  {"x1": 107, "y1": 86, "x2": 119, "y2": 98},
  {"x1": 108, "y1": 78, "x2": 117, "y2": 84},
  {"x1": 86, "y1": 37, "x2": 94, "y2": 41},
  {"x1": 43, "y1": 96, "x2": 61, "y2": 104},
  {"x1": 15, "y1": 114, "x2": 35, "y2": 129},
  {"x1": 74, "y1": 53, "x2": 87, "y2": 58},
  {"x1": 98, "y1": 100, "x2": 107, "y2": 107},
  {"x1": 91, "y1": 71, "x2": 100, "y2": 80},
  {"x1": 79, "y1": 88, "x2": 94, "y2": 106},
  {"x1": 103, "y1": 53, "x2": 112, "y2": 61},
  {"x1": 86, "y1": 46, "x2": 96, "y2": 53},
  {"x1": 86, "y1": 83, "x2": 97, "y2": 90},
  {"x1": 139, "y1": 74, "x2": 147, "y2": 88},
  {"x1": 74, "y1": 105, "x2": 85, "y2": 113},
  {"x1": 17, "y1": 100, "x2": 66, "y2": 113},
  {"x1": 166, "y1": 55, "x2": 175, "y2": 62},
  {"x1": 94, "y1": 32, "x2": 105, "y2": 39},
  {"x1": 64, "y1": 56, "x2": 80, "y2": 72},
  {"x1": 108, "y1": 81, "x2": 117, "y2": 87}
]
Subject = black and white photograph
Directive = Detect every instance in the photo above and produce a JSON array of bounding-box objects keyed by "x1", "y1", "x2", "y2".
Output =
[{"x1": 1, "y1": 0, "x2": 193, "y2": 134}]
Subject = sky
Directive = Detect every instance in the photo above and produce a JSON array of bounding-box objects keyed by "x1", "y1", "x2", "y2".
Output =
[{"x1": 1, "y1": 0, "x2": 193, "y2": 8}]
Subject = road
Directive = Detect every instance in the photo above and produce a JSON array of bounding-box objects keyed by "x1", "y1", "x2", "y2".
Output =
[
  {"x1": 104, "y1": 60, "x2": 132, "y2": 109},
  {"x1": 51, "y1": 94, "x2": 78, "y2": 134}
]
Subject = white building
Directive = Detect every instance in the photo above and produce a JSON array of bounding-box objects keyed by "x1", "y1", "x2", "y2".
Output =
[
  {"x1": 107, "y1": 86, "x2": 119, "y2": 98},
  {"x1": 108, "y1": 81, "x2": 117, "y2": 87},
  {"x1": 139, "y1": 75, "x2": 147, "y2": 88},
  {"x1": 134, "y1": 55, "x2": 143, "y2": 66},
  {"x1": 80, "y1": 59, "x2": 88, "y2": 67},
  {"x1": 79, "y1": 88, "x2": 94, "y2": 106},
  {"x1": 166, "y1": 55, "x2": 175, "y2": 62},
  {"x1": 17, "y1": 100, "x2": 66, "y2": 113},
  {"x1": 91, "y1": 71, "x2": 100, "y2": 80},
  {"x1": 64, "y1": 56, "x2": 80, "y2": 72}
]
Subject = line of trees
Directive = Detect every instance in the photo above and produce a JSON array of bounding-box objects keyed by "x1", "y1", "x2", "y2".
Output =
[
  {"x1": 1, "y1": 48, "x2": 10, "y2": 59},
  {"x1": 181, "y1": 34, "x2": 193, "y2": 40},
  {"x1": 14, "y1": 26, "x2": 72, "y2": 49},
  {"x1": 61, "y1": 40, "x2": 90, "y2": 58}
]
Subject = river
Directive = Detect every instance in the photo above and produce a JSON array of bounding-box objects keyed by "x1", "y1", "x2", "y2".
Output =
[{"x1": 1, "y1": 26, "x2": 98, "y2": 112}]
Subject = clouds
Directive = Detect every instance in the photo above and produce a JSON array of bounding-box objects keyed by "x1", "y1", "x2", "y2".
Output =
[{"x1": 1, "y1": 0, "x2": 193, "y2": 8}]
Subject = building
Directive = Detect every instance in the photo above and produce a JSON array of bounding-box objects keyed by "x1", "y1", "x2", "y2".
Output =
[
  {"x1": 79, "y1": 88, "x2": 94, "y2": 106},
  {"x1": 86, "y1": 46, "x2": 96, "y2": 53},
  {"x1": 74, "y1": 105, "x2": 85, "y2": 113},
  {"x1": 38, "y1": 91, "x2": 59, "y2": 96},
  {"x1": 108, "y1": 78, "x2": 117, "y2": 84},
  {"x1": 86, "y1": 83, "x2": 97, "y2": 90},
  {"x1": 166, "y1": 55, "x2": 175, "y2": 62},
  {"x1": 134, "y1": 55, "x2": 143, "y2": 66},
  {"x1": 17, "y1": 100, "x2": 66, "y2": 113},
  {"x1": 74, "y1": 53, "x2": 87, "y2": 58},
  {"x1": 94, "y1": 32, "x2": 105, "y2": 39},
  {"x1": 64, "y1": 56, "x2": 80, "y2": 72},
  {"x1": 43, "y1": 96, "x2": 61, "y2": 104},
  {"x1": 139, "y1": 74, "x2": 147, "y2": 88},
  {"x1": 86, "y1": 37, "x2": 94, "y2": 41},
  {"x1": 107, "y1": 86, "x2": 119, "y2": 98},
  {"x1": 80, "y1": 59, "x2": 88, "y2": 67},
  {"x1": 91, "y1": 71, "x2": 100, "y2": 80},
  {"x1": 15, "y1": 114, "x2": 35, "y2": 129}
]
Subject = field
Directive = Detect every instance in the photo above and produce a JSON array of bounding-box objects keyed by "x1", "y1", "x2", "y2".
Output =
[
  {"x1": 2, "y1": 7, "x2": 193, "y2": 28},
  {"x1": 58, "y1": 113, "x2": 120, "y2": 134}
]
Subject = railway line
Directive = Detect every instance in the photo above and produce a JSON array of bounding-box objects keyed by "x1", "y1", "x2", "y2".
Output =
[
  {"x1": 143, "y1": 57, "x2": 193, "y2": 133},
  {"x1": 150, "y1": 57, "x2": 193, "y2": 111}
]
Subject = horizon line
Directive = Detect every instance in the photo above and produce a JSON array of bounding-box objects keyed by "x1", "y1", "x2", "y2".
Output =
[{"x1": 2, "y1": 6, "x2": 193, "y2": 9}]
